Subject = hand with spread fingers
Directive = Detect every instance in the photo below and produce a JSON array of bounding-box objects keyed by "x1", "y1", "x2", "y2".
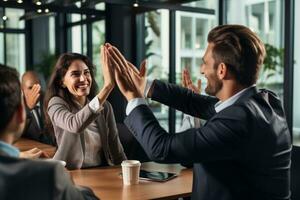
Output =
[
  {"x1": 101, "y1": 44, "x2": 115, "y2": 89},
  {"x1": 182, "y1": 68, "x2": 201, "y2": 94},
  {"x1": 24, "y1": 84, "x2": 41, "y2": 110},
  {"x1": 106, "y1": 44, "x2": 147, "y2": 101}
]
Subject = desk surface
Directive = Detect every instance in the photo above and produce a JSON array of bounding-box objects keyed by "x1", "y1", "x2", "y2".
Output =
[
  {"x1": 70, "y1": 162, "x2": 193, "y2": 200},
  {"x1": 14, "y1": 138, "x2": 56, "y2": 157}
]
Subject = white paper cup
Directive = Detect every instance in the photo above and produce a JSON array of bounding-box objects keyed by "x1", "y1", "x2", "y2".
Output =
[{"x1": 121, "y1": 160, "x2": 141, "y2": 185}]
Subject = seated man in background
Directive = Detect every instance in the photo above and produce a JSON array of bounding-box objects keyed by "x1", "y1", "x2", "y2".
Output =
[
  {"x1": 0, "y1": 65, "x2": 98, "y2": 200},
  {"x1": 21, "y1": 71, "x2": 54, "y2": 145}
]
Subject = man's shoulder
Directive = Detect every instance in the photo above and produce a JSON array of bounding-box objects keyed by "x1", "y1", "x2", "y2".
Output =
[
  {"x1": 217, "y1": 88, "x2": 284, "y2": 121},
  {"x1": 0, "y1": 155, "x2": 61, "y2": 177}
]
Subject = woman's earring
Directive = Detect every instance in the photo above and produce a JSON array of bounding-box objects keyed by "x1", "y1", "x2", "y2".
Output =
[{"x1": 62, "y1": 84, "x2": 66, "y2": 88}]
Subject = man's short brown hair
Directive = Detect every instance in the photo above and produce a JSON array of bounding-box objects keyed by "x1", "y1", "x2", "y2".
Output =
[{"x1": 208, "y1": 24, "x2": 266, "y2": 86}]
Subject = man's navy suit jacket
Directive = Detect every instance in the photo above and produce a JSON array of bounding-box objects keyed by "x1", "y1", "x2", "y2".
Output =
[
  {"x1": 0, "y1": 152, "x2": 98, "y2": 200},
  {"x1": 22, "y1": 98, "x2": 54, "y2": 145},
  {"x1": 124, "y1": 80, "x2": 291, "y2": 200}
]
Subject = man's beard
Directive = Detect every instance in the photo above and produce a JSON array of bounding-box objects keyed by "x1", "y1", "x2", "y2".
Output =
[{"x1": 205, "y1": 74, "x2": 223, "y2": 96}]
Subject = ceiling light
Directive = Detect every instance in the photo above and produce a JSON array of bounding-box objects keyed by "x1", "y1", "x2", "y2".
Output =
[
  {"x1": 3, "y1": 0, "x2": 8, "y2": 2},
  {"x1": 133, "y1": 0, "x2": 139, "y2": 7},
  {"x1": 37, "y1": 9, "x2": 42, "y2": 13},
  {"x1": 36, "y1": 1, "x2": 42, "y2": 5},
  {"x1": 45, "y1": 8, "x2": 49, "y2": 13},
  {"x1": 17, "y1": 0, "x2": 23, "y2": 3},
  {"x1": 2, "y1": 16, "x2": 8, "y2": 21}
]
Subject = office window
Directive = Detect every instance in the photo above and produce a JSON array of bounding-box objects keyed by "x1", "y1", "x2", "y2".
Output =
[
  {"x1": 0, "y1": 8, "x2": 25, "y2": 75},
  {"x1": 6, "y1": 33, "x2": 25, "y2": 74},
  {"x1": 49, "y1": 16, "x2": 55, "y2": 55},
  {"x1": 69, "y1": 14, "x2": 86, "y2": 23},
  {"x1": 5, "y1": 8, "x2": 24, "y2": 29},
  {"x1": 175, "y1": 11, "x2": 216, "y2": 131},
  {"x1": 145, "y1": 10, "x2": 170, "y2": 131},
  {"x1": 68, "y1": 25, "x2": 87, "y2": 55},
  {"x1": 95, "y1": 3, "x2": 105, "y2": 10},
  {"x1": 293, "y1": 0, "x2": 300, "y2": 145},
  {"x1": 31, "y1": 16, "x2": 57, "y2": 80},
  {"x1": 0, "y1": 33, "x2": 3, "y2": 64},
  {"x1": 0, "y1": 8, "x2": 4, "y2": 29},
  {"x1": 182, "y1": 0, "x2": 218, "y2": 9},
  {"x1": 92, "y1": 20, "x2": 105, "y2": 88},
  {"x1": 227, "y1": 0, "x2": 284, "y2": 100}
]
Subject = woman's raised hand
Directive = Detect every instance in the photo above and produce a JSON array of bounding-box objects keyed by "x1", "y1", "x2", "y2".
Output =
[{"x1": 100, "y1": 44, "x2": 115, "y2": 89}]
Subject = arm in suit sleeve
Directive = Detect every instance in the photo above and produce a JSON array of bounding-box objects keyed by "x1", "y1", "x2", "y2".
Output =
[
  {"x1": 124, "y1": 104, "x2": 250, "y2": 163},
  {"x1": 104, "y1": 101, "x2": 127, "y2": 164},
  {"x1": 151, "y1": 80, "x2": 218, "y2": 120},
  {"x1": 47, "y1": 97, "x2": 100, "y2": 133},
  {"x1": 52, "y1": 163, "x2": 99, "y2": 200}
]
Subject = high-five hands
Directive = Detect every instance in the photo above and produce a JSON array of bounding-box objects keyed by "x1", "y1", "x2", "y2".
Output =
[
  {"x1": 101, "y1": 44, "x2": 115, "y2": 89},
  {"x1": 105, "y1": 43, "x2": 147, "y2": 101},
  {"x1": 182, "y1": 68, "x2": 201, "y2": 94}
]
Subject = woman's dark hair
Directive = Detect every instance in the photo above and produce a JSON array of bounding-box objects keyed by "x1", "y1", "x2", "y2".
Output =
[
  {"x1": 0, "y1": 65, "x2": 21, "y2": 133},
  {"x1": 207, "y1": 24, "x2": 266, "y2": 86},
  {"x1": 43, "y1": 53, "x2": 98, "y2": 134}
]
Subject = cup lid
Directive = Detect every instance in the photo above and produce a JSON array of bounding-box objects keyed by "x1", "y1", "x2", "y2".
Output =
[{"x1": 121, "y1": 160, "x2": 141, "y2": 167}]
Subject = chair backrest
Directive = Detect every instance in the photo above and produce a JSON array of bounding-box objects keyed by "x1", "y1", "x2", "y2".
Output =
[
  {"x1": 291, "y1": 145, "x2": 300, "y2": 200},
  {"x1": 117, "y1": 123, "x2": 149, "y2": 162}
]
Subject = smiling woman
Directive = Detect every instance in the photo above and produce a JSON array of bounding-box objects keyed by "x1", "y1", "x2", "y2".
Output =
[
  {"x1": 62, "y1": 60, "x2": 92, "y2": 105},
  {"x1": 43, "y1": 50, "x2": 127, "y2": 169}
]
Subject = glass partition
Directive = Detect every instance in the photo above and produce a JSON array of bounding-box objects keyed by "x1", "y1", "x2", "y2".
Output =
[
  {"x1": 0, "y1": 8, "x2": 4, "y2": 29},
  {"x1": 182, "y1": 0, "x2": 218, "y2": 9},
  {"x1": 175, "y1": 11, "x2": 217, "y2": 131},
  {"x1": 5, "y1": 8, "x2": 24, "y2": 29},
  {"x1": 293, "y1": 0, "x2": 300, "y2": 145},
  {"x1": 0, "y1": 33, "x2": 4, "y2": 64},
  {"x1": 6, "y1": 33, "x2": 25, "y2": 74},
  {"x1": 145, "y1": 9, "x2": 170, "y2": 131},
  {"x1": 92, "y1": 20, "x2": 106, "y2": 87},
  {"x1": 227, "y1": 0, "x2": 284, "y2": 100}
]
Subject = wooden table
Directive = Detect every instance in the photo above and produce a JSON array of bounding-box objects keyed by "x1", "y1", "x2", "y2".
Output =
[
  {"x1": 70, "y1": 162, "x2": 193, "y2": 200},
  {"x1": 14, "y1": 137, "x2": 56, "y2": 157}
]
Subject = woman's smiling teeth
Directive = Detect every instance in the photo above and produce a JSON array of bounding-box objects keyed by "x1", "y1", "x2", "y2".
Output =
[{"x1": 77, "y1": 84, "x2": 89, "y2": 89}]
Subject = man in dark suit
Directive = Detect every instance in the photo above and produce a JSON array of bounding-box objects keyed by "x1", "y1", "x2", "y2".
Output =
[
  {"x1": 21, "y1": 71, "x2": 54, "y2": 145},
  {"x1": 107, "y1": 25, "x2": 291, "y2": 200},
  {"x1": 0, "y1": 65, "x2": 98, "y2": 200}
]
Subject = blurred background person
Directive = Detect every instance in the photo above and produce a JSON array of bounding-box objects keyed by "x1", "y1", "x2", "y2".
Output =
[
  {"x1": 177, "y1": 68, "x2": 202, "y2": 132},
  {"x1": 44, "y1": 47, "x2": 126, "y2": 169},
  {"x1": 21, "y1": 71, "x2": 54, "y2": 145}
]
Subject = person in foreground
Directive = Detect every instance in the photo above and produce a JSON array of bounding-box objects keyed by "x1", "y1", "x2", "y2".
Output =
[
  {"x1": 44, "y1": 49, "x2": 126, "y2": 169},
  {"x1": 107, "y1": 24, "x2": 291, "y2": 200},
  {"x1": 0, "y1": 66, "x2": 98, "y2": 200}
]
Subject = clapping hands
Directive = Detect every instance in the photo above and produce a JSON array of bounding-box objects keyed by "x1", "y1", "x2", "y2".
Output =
[{"x1": 182, "y1": 68, "x2": 201, "y2": 94}]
